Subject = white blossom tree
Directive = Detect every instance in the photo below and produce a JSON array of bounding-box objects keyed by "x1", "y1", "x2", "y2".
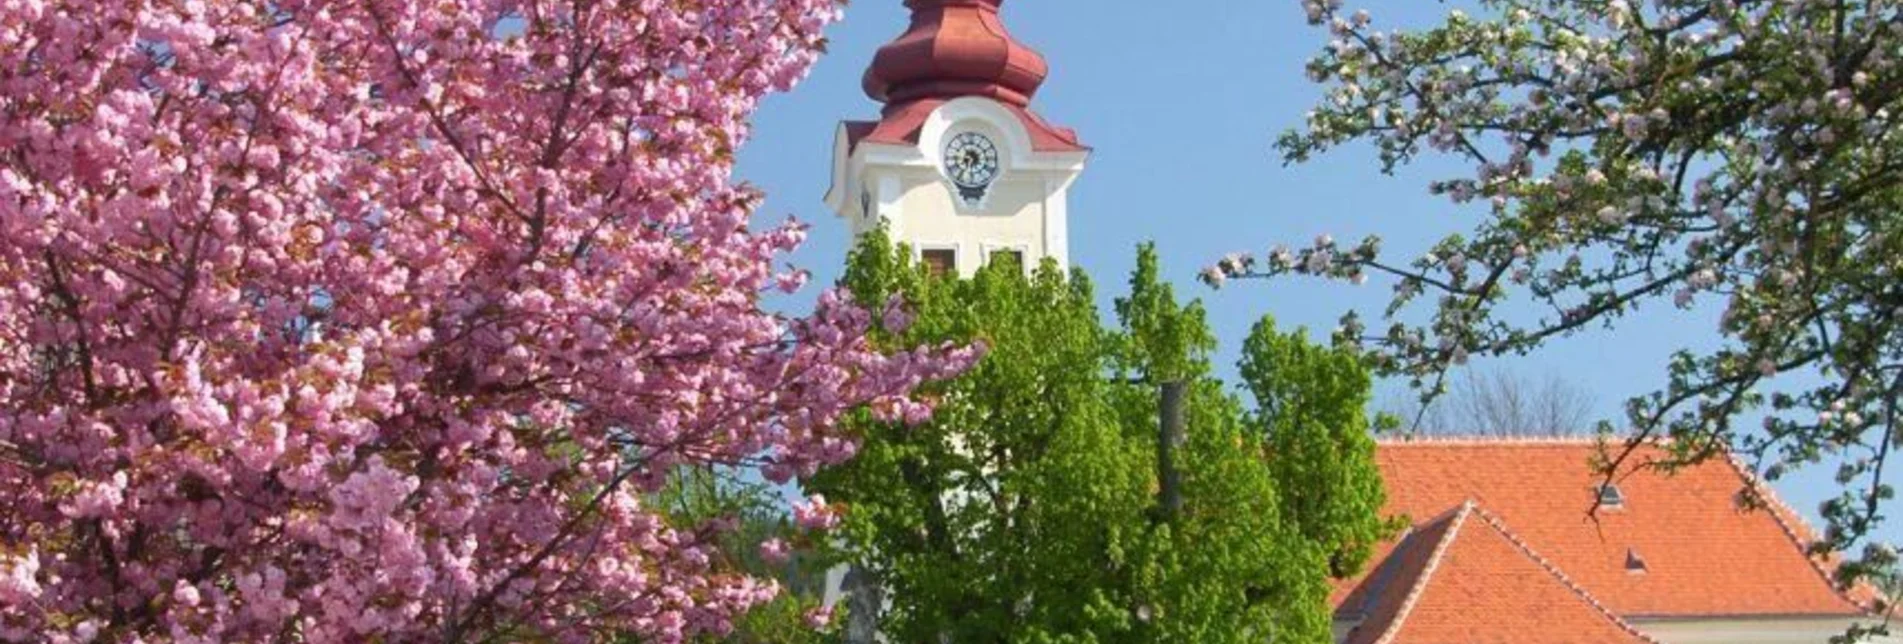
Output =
[{"x1": 1207, "y1": 0, "x2": 1903, "y2": 606}]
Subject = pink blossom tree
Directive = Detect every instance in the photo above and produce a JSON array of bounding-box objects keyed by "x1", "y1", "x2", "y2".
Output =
[{"x1": 0, "y1": 0, "x2": 971, "y2": 641}]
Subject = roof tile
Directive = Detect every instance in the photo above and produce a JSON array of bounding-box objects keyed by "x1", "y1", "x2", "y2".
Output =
[
  {"x1": 1344, "y1": 501, "x2": 1659, "y2": 644},
  {"x1": 1335, "y1": 440, "x2": 1864, "y2": 619}
]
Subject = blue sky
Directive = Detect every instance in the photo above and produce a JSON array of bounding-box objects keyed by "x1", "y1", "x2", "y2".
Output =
[{"x1": 734, "y1": 2, "x2": 1893, "y2": 543}]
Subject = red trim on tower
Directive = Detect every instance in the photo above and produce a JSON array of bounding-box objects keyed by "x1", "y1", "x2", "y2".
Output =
[{"x1": 845, "y1": 101, "x2": 1085, "y2": 154}]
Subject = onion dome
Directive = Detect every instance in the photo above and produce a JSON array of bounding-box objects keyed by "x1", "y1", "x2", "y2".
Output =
[{"x1": 863, "y1": 0, "x2": 1049, "y2": 108}]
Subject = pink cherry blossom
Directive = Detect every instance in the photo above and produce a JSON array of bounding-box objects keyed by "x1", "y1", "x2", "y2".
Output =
[
  {"x1": 759, "y1": 538, "x2": 792, "y2": 566},
  {"x1": 803, "y1": 605, "x2": 835, "y2": 629},
  {"x1": 171, "y1": 582, "x2": 201, "y2": 608},
  {"x1": 793, "y1": 495, "x2": 843, "y2": 531},
  {"x1": 0, "y1": 551, "x2": 41, "y2": 608},
  {"x1": 0, "y1": 0, "x2": 970, "y2": 640}
]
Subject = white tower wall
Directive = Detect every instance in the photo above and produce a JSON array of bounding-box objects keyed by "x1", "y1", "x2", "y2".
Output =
[{"x1": 826, "y1": 97, "x2": 1087, "y2": 277}]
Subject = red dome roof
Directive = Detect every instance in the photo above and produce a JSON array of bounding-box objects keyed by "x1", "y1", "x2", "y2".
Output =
[{"x1": 863, "y1": 0, "x2": 1049, "y2": 108}]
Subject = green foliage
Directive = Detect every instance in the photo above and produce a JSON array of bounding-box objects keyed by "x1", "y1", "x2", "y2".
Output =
[
  {"x1": 1240, "y1": 318, "x2": 1393, "y2": 579},
  {"x1": 1103, "y1": 378, "x2": 1335, "y2": 644},
  {"x1": 808, "y1": 230, "x2": 1384, "y2": 642},
  {"x1": 717, "y1": 595, "x2": 839, "y2": 644},
  {"x1": 1114, "y1": 247, "x2": 1216, "y2": 383}
]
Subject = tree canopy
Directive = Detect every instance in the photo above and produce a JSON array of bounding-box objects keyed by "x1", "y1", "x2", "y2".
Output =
[
  {"x1": 810, "y1": 231, "x2": 1386, "y2": 642},
  {"x1": 1241, "y1": 318, "x2": 1391, "y2": 580},
  {"x1": 0, "y1": 1, "x2": 971, "y2": 640},
  {"x1": 1207, "y1": 0, "x2": 1903, "y2": 593}
]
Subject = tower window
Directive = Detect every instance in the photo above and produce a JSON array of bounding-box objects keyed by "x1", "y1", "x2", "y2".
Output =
[
  {"x1": 1596, "y1": 483, "x2": 1626, "y2": 508},
  {"x1": 988, "y1": 249, "x2": 1024, "y2": 274},
  {"x1": 921, "y1": 249, "x2": 957, "y2": 277}
]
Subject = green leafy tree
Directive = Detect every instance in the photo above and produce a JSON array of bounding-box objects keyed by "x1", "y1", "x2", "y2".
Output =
[
  {"x1": 1241, "y1": 318, "x2": 1391, "y2": 579},
  {"x1": 1106, "y1": 250, "x2": 1341, "y2": 643},
  {"x1": 1202, "y1": 0, "x2": 1903, "y2": 596},
  {"x1": 808, "y1": 230, "x2": 1382, "y2": 642}
]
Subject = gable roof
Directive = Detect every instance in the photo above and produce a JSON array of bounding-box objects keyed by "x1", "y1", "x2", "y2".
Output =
[
  {"x1": 1334, "y1": 439, "x2": 1866, "y2": 620},
  {"x1": 1341, "y1": 502, "x2": 1659, "y2": 644}
]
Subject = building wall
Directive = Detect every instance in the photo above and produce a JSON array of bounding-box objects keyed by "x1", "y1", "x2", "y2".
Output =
[
  {"x1": 889, "y1": 172, "x2": 1049, "y2": 277},
  {"x1": 832, "y1": 98, "x2": 1084, "y2": 278},
  {"x1": 1628, "y1": 616, "x2": 1896, "y2": 643}
]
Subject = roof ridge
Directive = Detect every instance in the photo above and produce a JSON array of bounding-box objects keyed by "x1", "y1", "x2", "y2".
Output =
[
  {"x1": 1374, "y1": 435, "x2": 1638, "y2": 447},
  {"x1": 1466, "y1": 505, "x2": 1664, "y2": 644},
  {"x1": 1371, "y1": 501, "x2": 1475, "y2": 644},
  {"x1": 1719, "y1": 453, "x2": 1876, "y2": 614}
]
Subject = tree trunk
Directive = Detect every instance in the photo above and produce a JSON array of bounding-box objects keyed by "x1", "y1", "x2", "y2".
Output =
[{"x1": 1158, "y1": 380, "x2": 1187, "y2": 522}]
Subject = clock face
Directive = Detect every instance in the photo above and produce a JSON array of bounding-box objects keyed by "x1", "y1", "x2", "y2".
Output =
[{"x1": 943, "y1": 132, "x2": 1001, "y2": 190}]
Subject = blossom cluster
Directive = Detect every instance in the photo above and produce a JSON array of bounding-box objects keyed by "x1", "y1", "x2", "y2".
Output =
[{"x1": 0, "y1": 0, "x2": 974, "y2": 641}]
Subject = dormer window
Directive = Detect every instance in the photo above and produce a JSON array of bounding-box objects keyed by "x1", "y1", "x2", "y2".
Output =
[
  {"x1": 1597, "y1": 483, "x2": 1626, "y2": 508},
  {"x1": 1625, "y1": 548, "x2": 1648, "y2": 574}
]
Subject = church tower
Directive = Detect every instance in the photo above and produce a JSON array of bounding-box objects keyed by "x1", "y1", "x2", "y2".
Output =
[{"x1": 825, "y1": 0, "x2": 1088, "y2": 277}]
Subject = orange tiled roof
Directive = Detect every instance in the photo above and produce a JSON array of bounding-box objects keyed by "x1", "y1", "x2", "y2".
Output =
[
  {"x1": 1340, "y1": 502, "x2": 1659, "y2": 644},
  {"x1": 1333, "y1": 439, "x2": 1866, "y2": 620}
]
